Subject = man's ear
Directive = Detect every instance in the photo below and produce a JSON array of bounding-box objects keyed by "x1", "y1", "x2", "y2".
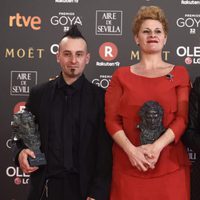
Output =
[
  {"x1": 86, "y1": 53, "x2": 90, "y2": 64},
  {"x1": 56, "y1": 52, "x2": 60, "y2": 63}
]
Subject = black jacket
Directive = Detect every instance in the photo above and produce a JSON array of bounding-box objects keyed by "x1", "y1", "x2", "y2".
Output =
[
  {"x1": 14, "y1": 75, "x2": 112, "y2": 200},
  {"x1": 182, "y1": 77, "x2": 200, "y2": 155}
]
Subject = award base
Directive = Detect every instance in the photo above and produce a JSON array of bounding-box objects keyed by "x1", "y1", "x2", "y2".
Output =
[{"x1": 28, "y1": 151, "x2": 47, "y2": 167}]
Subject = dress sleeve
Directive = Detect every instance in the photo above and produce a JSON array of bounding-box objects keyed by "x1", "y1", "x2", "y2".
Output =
[
  {"x1": 168, "y1": 67, "x2": 191, "y2": 143},
  {"x1": 105, "y1": 69, "x2": 123, "y2": 135}
]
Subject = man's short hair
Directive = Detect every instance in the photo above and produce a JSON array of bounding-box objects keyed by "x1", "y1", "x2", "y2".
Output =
[{"x1": 62, "y1": 25, "x2": 86, "y2": 41}]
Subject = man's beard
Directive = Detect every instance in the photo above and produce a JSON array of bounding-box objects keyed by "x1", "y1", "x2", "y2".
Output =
[
  {"x1": 67, "y1": 68, "x2": 81, "y2": 78},
  {"x1": 62, "y1": 67, "x2": 82, "y2": 79},
  {"x1": 69, "y1": 68, "x2": 75, "y2": 75}
]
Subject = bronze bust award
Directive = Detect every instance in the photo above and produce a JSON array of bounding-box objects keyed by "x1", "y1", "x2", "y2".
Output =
[
  {"x1": 138, "y1": 101, "x2": 165, "y2": 145},
  {"x1": 11, "y1": 109, "x2": 46, "y2": 166}
]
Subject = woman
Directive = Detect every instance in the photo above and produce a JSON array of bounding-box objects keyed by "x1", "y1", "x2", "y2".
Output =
[
  {"x1": 105, "y1": 5, "x2": 190, "y2": 200},
  {"x1": 182, "y1": 77, "x2": 200, "y2": 200}
]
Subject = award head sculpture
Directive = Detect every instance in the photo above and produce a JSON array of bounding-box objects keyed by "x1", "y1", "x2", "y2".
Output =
[
  {"x1": 138, "y1": 101, "x2": 165, "y2": 145},
  {"x1": 11, "y1": 109, "x2": 46, "y2": 166}
]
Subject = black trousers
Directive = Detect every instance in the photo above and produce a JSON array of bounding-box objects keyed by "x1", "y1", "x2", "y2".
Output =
[
  {"x1": 191, "y1": 161, "x2": 200, "y2": 200},
  {"x1": 41, "y1": 173, "x2": 82, "y2": 200}
]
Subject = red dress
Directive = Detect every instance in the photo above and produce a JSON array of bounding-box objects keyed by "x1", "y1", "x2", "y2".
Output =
[{"x1": 105, "y1": 66, "x2": 190, "y2": 200}]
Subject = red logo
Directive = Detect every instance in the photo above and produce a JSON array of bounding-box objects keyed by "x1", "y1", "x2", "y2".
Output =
[
  {"x1": 185, "y1": 57, "x2": 192, "y2": 65},
  {"x1": 14, "y1": 177, "x2": 22, "y2": 185},
  {"x1": 13, "y1": 102, "x2": 26, "y2": 114},
  {"x1": 99, "y1": 42, "x2": 118, "y2": 61}
]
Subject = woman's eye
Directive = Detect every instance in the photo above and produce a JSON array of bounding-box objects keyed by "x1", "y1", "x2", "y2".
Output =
[
  {"x1": 143, "y1": 30, "x2": 150, "y2": 34},
  {"x1": 155, "y1": 30, "x2": 162, "y2": 34}
]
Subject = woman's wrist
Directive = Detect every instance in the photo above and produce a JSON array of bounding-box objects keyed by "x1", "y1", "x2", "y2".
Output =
[
  {"x1": 153, "y1": 128, "x2": 175, "y2": 152},
  {"x1": 123, "y1": 141, "x2": 136, "y2": 156},
  {"x1": 152, "y1": 140, "x2": 165, "y2": 153}
]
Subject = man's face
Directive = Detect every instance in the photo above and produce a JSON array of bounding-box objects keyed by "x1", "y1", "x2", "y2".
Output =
[{"x1": 56, "y1": 37, "x2": 90, "y2": 82}]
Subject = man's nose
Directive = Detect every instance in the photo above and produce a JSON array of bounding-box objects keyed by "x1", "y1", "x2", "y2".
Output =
[{"x1": 71, "y1": 55, "x2": 77, "y2": 63}]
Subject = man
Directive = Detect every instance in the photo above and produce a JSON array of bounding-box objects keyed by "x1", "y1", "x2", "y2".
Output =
[
  {"x1": 14, "y1": 25, "x2": 112, "y2": 200},
  {"x1": 182, "y1": 77, "x2": 200, "y2": 200}
]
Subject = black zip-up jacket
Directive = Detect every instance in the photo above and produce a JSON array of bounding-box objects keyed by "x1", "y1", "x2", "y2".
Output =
[{"x1": 182, "y1": 77, "x2": 200, "y2": 155}]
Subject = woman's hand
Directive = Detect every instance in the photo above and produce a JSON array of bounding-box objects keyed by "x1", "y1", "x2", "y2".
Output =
[
  {"x1": 141, "y1": 128, "x2": 175, "y2": 167},
  {"x1": 141, "y1": 143, "x2": 162, "y2": 166},
  {"x1": 111, "y1": 130, "x2": 155, "y2": 172},
  {"x1": 126, "y1": 144, "x2": 155, "y2": 171}
]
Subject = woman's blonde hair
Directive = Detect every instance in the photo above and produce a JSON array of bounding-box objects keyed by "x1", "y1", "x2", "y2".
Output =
[{"x1": 132, "y1": 6, "x2": 168, "y2": 36}]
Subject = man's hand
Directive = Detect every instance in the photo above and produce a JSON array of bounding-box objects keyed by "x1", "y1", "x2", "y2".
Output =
[
  {"x1": 86, "y1": 197, "x2": 95, "y2": 200},
  {"x1": 18, "y1": 148, "x2": 38, "y2": 174}
]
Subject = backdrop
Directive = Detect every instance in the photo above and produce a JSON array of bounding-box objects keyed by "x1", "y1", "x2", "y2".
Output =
[{"x1": 1, "y1": 0, "x2": 200, "y2": 199}]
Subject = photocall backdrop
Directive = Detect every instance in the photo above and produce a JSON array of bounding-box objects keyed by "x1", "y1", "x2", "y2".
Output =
[{"x1": 1, "y1": 0, "x2": 200, "y2": 199}]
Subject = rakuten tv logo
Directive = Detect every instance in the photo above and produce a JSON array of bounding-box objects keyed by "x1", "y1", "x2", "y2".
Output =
[
  {"x1": 97, "y1": 42, "x2": 120, "y2": 67},
  {"x1": 99, "y1": 42, "x2": 118, "y2": 61},
  {"x1": 14, "y1": 102, "x2": 26, "y2": 113},
  {"x1": 9, "y1": 13, "x2": 42, "y2": 30}
]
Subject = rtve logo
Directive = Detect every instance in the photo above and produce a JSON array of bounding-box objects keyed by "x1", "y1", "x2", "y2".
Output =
[{"x1": 9, "y1": 13, "x2": 41, "y2": 30}]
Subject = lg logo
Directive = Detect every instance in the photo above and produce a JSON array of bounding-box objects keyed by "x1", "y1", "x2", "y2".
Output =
[
  {"x1": 176, "y1": 46, "x2": 200, "y2": 64},
  {"x1": 9, "y1": 13, "x2": 42, "y2": 30},
  {"x1": 6, "y1": 166, "x2": 30, "y2": 185}
]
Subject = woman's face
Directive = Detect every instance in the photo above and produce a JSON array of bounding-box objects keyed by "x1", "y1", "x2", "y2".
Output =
[{"x1": 135, "y1": 19, "x2": 167, "y2": 54}]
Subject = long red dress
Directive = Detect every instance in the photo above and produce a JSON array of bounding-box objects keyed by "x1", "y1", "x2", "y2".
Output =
[{"x1": 105, "y1": 66, "x2": 190, "y2": 200}]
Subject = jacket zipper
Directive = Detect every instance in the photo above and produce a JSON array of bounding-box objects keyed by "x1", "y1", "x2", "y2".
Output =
[{"x1": 39, "y1": 179, "x2": 49, "y2": 200}]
